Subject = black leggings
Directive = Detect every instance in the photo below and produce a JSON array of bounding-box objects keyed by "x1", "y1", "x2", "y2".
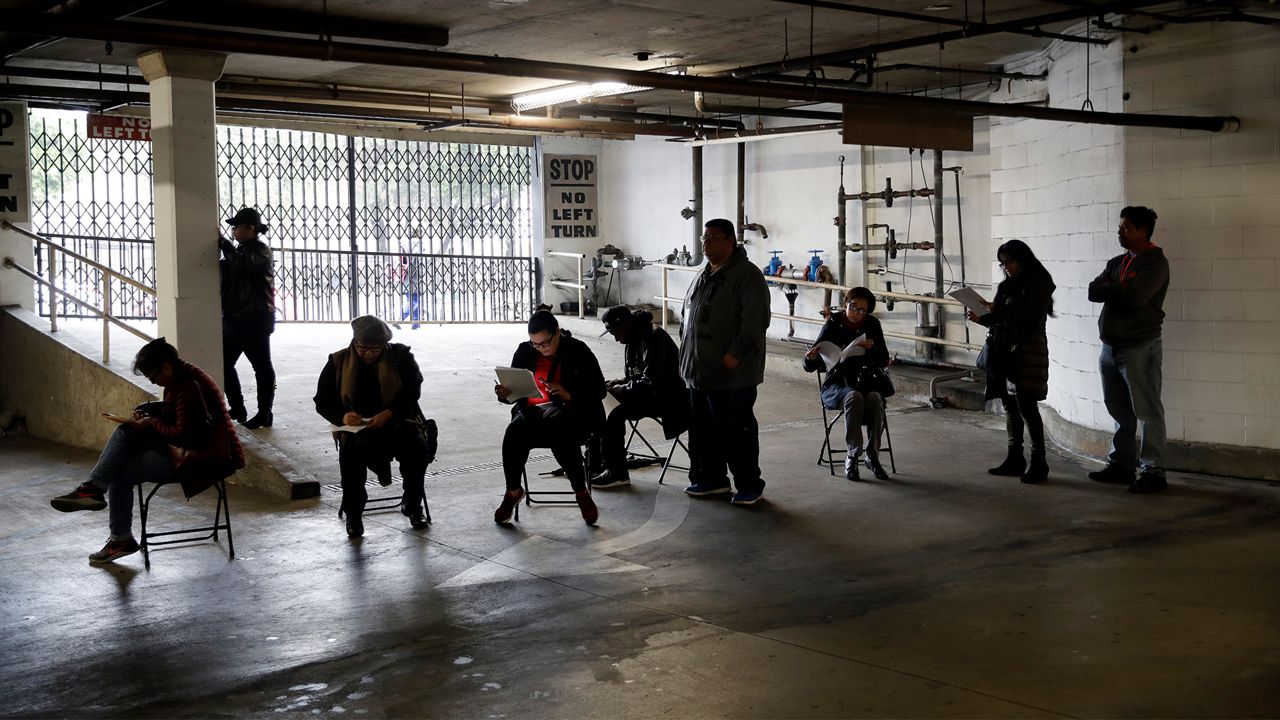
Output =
[
  {"x1": 1002, "y1": 391, "x2": 1045, "y2": 454},
  {"x1": 502, "y1": 407, "x2": 587, "y2": 493},
  {"x1": 223, "y1": 312, "x2": 275, "y2": 414}
]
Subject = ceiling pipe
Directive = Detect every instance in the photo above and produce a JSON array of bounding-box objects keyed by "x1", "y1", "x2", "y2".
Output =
[
  {"x1": 768, "y1": 0, "x2": 1111, "y2": 45},
  {"x1": 0, "y1": 12, "x2": 1238, "y2": 133},
  {"x1": 862, "y1": 64, "x2": 1049, "y2": 82},
  {"x1": 0, "y1": 85, "x2": 698, "y2": 137},
  {"x1": 0, "y1": 0, "x2": 170, "y2": 63},
  {"x1": 134, "y1": 1, "x2": 449, "y2": 48},
  {"x1": 694, "y1": 91, "x2": 842, "y2": 120},
  {"x1": 561, "y1": 104, "x2": 745, "y2": 131},
  {"x1": 731, "y1": 0, "x2": 1162, "y2": 79}
]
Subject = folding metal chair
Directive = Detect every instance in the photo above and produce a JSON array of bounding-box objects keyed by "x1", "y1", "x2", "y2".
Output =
[
  {"x1": 816, "y1": 370, "x2": 896, "y2": 476},
  {"x1": 624, "y1": 418, "x2": 690, "y2": 485},
  {"x1": 515, "y1": 436, "x2": 594, "y2": 521},
  {"x1": 363, "y1": 480, "x2": 432, "y2": 523},
  {"x1": 136, "y1": 476, "x2": 234, "y2": 569}
]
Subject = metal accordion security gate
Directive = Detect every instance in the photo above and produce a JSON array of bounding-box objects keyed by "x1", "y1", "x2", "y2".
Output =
[{"x1": 28, "y1": 111, "x2": 537, "y2": 324}]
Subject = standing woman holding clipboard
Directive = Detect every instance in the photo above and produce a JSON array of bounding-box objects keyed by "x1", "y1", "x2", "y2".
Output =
[
  {"x1": 803, "y1": 287, "x2": 893, "y2": 481},
  {"x1": 966, "y1": 239, "x2": 1057, "y2": 484},
  {"x1": 493, "y1": 307, "x2": 606, "y2": 525}
]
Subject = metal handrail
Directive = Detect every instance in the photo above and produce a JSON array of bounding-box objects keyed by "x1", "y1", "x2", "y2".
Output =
[
  {"x1": 1, "y1": 220, "x2": 156, "y2": 362},
  {"x1": 653, "y1": 262, "x2": 981, "y2": 352},
  {"x1": 547, "y1": 249, "x2": 586, "y2": 319}
]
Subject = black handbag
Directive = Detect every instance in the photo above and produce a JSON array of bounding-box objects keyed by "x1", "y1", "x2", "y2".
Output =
[
  {"x1": 855, "y1": 365, "x2": 896, "y2": 399},
  {"x1": 976, "y1": 325, "x2": 1008, "y2": 373}
]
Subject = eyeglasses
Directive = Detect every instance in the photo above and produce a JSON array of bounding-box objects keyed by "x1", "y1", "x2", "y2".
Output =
[
  {"x1": 846, "y1": 305, "x2": 869, "y2": 315},
  {"x1": 529, "y1": 337, "x2": 555, "y2": 350},
  {"x1": 354, "y1": 343, "x2": 386, "y2": 354}
]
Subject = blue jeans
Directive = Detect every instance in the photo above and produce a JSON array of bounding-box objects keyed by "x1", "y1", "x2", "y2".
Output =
[
  {"x1": 1099, "y1": 339, "x2": 1166, "y2": 476},
  {"x1": 87, "y1": 425, "x2": 175, "y2": 537}
]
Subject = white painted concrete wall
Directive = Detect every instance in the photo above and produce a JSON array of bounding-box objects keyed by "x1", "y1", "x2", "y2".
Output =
[
  {"x1": 991, "y1": 24, "x2": 1280, "y2": 452},
  {"x1": 594, "y1": 120, "x2": 994, "y2": 361}
]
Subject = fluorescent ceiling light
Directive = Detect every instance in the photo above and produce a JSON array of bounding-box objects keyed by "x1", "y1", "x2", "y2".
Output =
[{"x1": 512, "y1": 82, "x2": 652, "y2": 112}]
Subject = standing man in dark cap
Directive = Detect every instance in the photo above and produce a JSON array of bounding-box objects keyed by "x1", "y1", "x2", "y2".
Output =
[
  {"x1": 679, "y1": 218, "x2": 771, "y2": 506},
  {"x1": 219, "y1": 207, "x2": 276, "y2": 429},
  {"x1": 314, "y1": 315, "x2": 436, "y2": 537},
  {"x1": 590, "y1": 305, "x2": 687, "y2": 489}
]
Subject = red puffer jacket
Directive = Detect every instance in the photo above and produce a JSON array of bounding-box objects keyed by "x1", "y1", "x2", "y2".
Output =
[{"x1": 151, "y1": 362, "x2": 246, "y2": 497}]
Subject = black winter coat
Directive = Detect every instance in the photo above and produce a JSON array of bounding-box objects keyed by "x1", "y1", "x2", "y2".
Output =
[
  {"x1": 509, "y1": 330, "x2": 606, "y2": 433},
  {"x1": 611, "y1": 309, "x2": 687, "y2": 438},
  {"x1": 803, "y1": 314, "x2": 891, "y2": 410},
  {"x1": 219, "y1": 236, "x2": 274, "y2": 318},
  {"x1": 977, "y1": 274, "x2": 1053, "y2": 401}
]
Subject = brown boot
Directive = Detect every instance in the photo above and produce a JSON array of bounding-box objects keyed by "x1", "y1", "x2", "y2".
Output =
[{"x1": 493, "y1": 489, "x2": 524, "y2": 524}]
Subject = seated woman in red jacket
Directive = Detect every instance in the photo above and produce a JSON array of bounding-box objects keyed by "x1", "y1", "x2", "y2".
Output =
[
  {"x1": 50, "y1": 338, "x2": 245, "y2": 563},
  {"x1": 493, "y1": 308, "x2": 606, "y2": 525}
]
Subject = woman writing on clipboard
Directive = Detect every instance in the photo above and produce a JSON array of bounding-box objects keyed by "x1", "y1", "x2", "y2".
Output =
[{"x1": 493, "y1": 307, "x2": 606, "y2": 525}]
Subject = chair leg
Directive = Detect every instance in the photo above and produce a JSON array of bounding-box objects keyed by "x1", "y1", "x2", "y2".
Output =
[
  {"x1": 657, "y1": 435, "x2": 689, "y2": 485},
  {"x1": 220, "y1": 481, "x2": 235, "y2": 560},
  {"x1": 137, "y1": 482, "x2": 151, "y2": 569}
]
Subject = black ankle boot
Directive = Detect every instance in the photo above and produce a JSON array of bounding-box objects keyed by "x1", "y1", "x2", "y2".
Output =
[
  {"x1": 988, "y1": 446, "x2": 1026, "y2": 476},
  {"x1": 243, "y1": 411, "x2": 272, "y2": 429},
  {"x1": 228, "y1": 406, "x2": 248, "y2": 423},
  {"x1": 1021, "y1": 452, "x2": 1048, "y2": 484}
]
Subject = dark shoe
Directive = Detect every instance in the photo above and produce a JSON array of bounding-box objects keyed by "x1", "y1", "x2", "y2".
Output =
[
  {"x1": 1128, "y1": 472, "x2": 1167, "y2": 494},
  {"x1": 88, "y1": 536, "x2": 139, "y2": 564},
  {"x1": 228, "y1": 406, "x2": 248, "y2": 423},
  {"x1": 1088, "y1": 463, "x2": 1135, "y2": 485},
  {"x1": 988, "y1": 447, "x2": 1026, "y2": 476},
  {"x1": 346, "y1": 516, "x2": 364, "y2": 537},
  {"x1": 865, "y1": 452, "x2": 890, "y2": 481},
  {"x1": 1021, "y1": 452, "x2": 1048, "y2": 484},
  {"x1": 731, "y1": 488, "x2": 764, "y2": 505},
  {"x1": 243, "y1": 411, "x2": 272, "y2": 429},
  {"x1": 51, "y1": 483, "x2": 107, "y2": 512},
  {"x1": 839, "y1": 456, "x2": 860, "y2": 479},
  {"x1": 494, "y1": 489, "x2": 524, "y2": 524},
  {"x1": 407, "y1": 509, "x2": 429, "y2": 530},
  {"x1": 575, "y1": 491, "x2": 599, "y2": 525},
  {"x1": 590, "y1": 469, "x2": 631, "y2": 489},
  {"x1": 684, "y1": 482, "x2": 731, "y2": 497}
]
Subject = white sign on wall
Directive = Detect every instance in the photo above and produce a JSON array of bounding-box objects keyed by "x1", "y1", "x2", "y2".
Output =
[
  {"x1": 543, "y1": 153, "x2": 598, "y2": 239},
  {"x1": 0, "y1": 102, "x2": 31, "y2": 224}
]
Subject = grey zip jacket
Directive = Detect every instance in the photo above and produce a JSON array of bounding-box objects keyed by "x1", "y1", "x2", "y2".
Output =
[{"x1": 679, "y1": 246, "x2": 772, "y2": 390}]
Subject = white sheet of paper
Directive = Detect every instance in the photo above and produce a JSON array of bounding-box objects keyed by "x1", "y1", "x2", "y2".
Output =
[
  {"x1": 813, "y1": 334, "x2": 866, "y2": 369},
  {"x1": 329, "y1": 418, "x2": 373, "y2": 434},
  {"x1": 948, "y1": 286, "x2": 991, "y2": 317},
  {"x1": 495, "y1": 366, "x2": 542, "y2": 400}
]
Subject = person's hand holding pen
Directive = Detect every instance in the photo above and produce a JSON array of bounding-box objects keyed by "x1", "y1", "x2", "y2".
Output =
[
  {"x1": 342, "y1": 411, "x2": 364, "y2": 427},
  {"x1": 494, "y1": 380, "x2": 512, "y2": 403}
]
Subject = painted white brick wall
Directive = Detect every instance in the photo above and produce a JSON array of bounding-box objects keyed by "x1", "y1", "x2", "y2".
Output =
[{"x1": 992, "y1": 23, "x2": 1280, "y2": 451}]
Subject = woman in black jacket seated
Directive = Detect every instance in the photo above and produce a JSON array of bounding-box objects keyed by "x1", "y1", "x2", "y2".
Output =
[
  {"x1": 966, "y1": 239, "x2": 1056, "y2": 484},
  {"x1": 493, "y1": 309, "x2": 606, "y2": 525},
  {"x1": 803, "y1": 287, "x2": 892, "y2": 481}
]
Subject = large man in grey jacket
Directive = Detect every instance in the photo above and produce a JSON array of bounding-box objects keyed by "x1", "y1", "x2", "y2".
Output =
[{"x1": 679, "y1": 218, "x2": 771, "y2": 505}]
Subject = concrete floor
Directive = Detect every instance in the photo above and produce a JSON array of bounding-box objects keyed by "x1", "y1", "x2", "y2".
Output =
[{"x1": 2, "y1": 322, "x2": 1279, "y2": 718}]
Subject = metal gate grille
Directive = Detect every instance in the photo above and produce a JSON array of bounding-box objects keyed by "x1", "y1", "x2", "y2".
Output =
[{"x1": 28, "y1": 111, "x2": 536, "y2": 323}]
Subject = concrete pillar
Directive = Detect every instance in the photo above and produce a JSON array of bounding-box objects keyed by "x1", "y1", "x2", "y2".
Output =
[{"x1": 137, "y1": 49, "x2": 226, "y2": 379}]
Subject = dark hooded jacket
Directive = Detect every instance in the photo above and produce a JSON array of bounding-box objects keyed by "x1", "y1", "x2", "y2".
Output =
[
  {"x1": 611, "y1": 309, "x2": 688, "y2": 438},
  {"x1": 977, "y1": 272, "x2": 1055, "y2": 401}
]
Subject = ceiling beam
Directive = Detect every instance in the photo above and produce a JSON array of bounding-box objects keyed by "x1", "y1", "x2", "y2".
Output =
[
  {"x1": 0, "y1": 12, "x2": 1238, "y2": 132},
  {"x1": 0, "y1": 0, "x2": 171, "y2": 63}
]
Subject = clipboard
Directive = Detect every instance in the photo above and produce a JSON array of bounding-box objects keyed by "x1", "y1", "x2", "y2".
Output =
[
  {"x1": 947, "y1": 286, "x2": 991, "y2": 317},
  {"x1": 101, "y1": 412, "x2": 131, "y2": 424},
  {"x1": 495, "y1": 366, "x2": 542, "y2": 401}
]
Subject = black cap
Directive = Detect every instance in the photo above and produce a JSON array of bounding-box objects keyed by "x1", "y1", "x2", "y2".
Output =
[
  {"x1": 226, "y1": 207, "x2": 268, "y2": 234},
  {"x1": 599, "y1": 305, "x2": 632, "y2": 336}
]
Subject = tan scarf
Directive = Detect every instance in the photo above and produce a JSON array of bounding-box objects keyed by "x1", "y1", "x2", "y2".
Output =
[{"x1": 334, "y1": 342, "x2": 402, "y2": 411}]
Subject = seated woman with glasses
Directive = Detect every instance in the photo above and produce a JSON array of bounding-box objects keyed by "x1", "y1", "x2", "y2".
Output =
[
  {"x1": 49, "y1": 337, "x2": 245, "y2": 563},
  {"x1": 803, "y1": 286, "x2": 892, "y2": 481},
  {"x1": 493, "y1": 307, "x2": 606, "y2": 525},
  {"x1": 314, "y1": 315, "x2": 436, "y2": 537}
]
